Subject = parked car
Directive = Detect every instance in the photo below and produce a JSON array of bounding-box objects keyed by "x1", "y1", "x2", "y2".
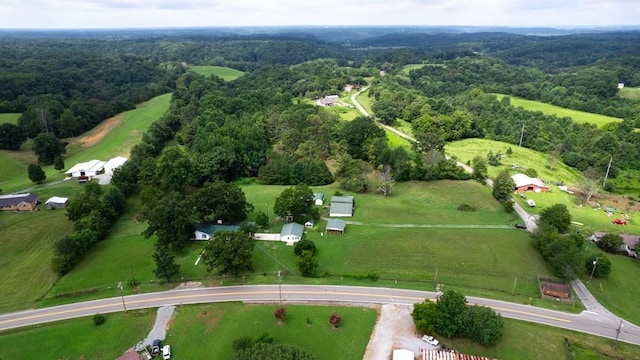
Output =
[
  {"x1": 421, "y1": 335, "x2": 440, "y2": 347},
  {"x1": 151, "y1": 340, "x2": 161, "y2": 356},
  {"x1": 162, "y1": 345, "x2": 171, "y2": 359},
  {"x1": 526, "y1": 199, "x2": 535, "y2": 207},
  {"x1": 612, "y1": 219, "x2": 627, "y2": 225},
  {"x1": 514, "y1": 223, "x2": 527, "y2": 229}
]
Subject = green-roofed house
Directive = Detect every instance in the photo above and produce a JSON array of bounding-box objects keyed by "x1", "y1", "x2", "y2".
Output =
[
  {"x1": 193, "y1": 222, "x2": 241, "y2": 240},
  {"x1": 326, "y1": 219, "x2": 347, "y2": 235},
  {"x1": 280, "y1": 222, "x2": 304, "y2": 244}
]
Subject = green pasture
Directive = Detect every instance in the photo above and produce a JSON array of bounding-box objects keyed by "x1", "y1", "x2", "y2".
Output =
[
  {"x1": 354, "y1": 88, "x2": 374, "y2": 115},
  {"x1": 0, "y1": 113, "x2": 20, "y2": 124},
  {"x1": 385, "y1": 128, "x2": 412, "y2": 149},
  {"x1": 400, "y1": 63, "x2": 426, "y2": 75},
  {"x1": 189, "y1": 65, "x2": 245, "y2": 81},
  {"x1": 495, "y1": 94, "x2": 622, "y2": 128},
  {"x1": 619, "y1": 87, "x2": 640, "y2": 100},
  {"x1": 324, "y1": 103, "x2": 360, "y2": 121},
  {"x1": 168, "y1": 303, "x2": 376, "y2": 360},
  {"x1": 445, "y1": 138, "x2": 582, "y2": 186},
  {"x1": 581, "y1": 241, "x2": 640, "y2": 325},
  {"x1": 0, "y1": 93, "x2": 171, "y2": 194},
  {"x1": 0, "y1": 210, "x2": 73, "y2": 312},
  {"x1": 446, "y1": 318, "x2": 640, "y2": 360},
  {"x1": 611, "y1": 169, "x2": 640, "y2": 195},
  {"x1": 0, "y1": 310, "x2": 154, "y2": 360},
  {"x1": 393, "y1": 118, "x2": 414, "y2": 138}
]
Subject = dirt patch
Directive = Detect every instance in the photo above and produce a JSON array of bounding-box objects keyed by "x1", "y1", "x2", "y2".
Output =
[
  {"x1": 363, "y1": 304, "x2": 434, "y2": 360},
  {"x1": 77, "y1": 115, "x2": 123, "y2": 148},
  {"x1": 173, "y1": 281, "x2": 204, "y2": 290}
]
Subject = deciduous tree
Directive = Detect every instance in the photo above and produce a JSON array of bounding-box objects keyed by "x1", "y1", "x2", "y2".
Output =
[
  {"x1": 539, "y1": 203, "x2": 572, "y2": 233},
  {"x1": 411, "y1": 299, "x2": 438, "y2": 335},
  {"x1": 273, "y1": 184, "x2": 317, "y2": 223},
  {"x1": 202, "y1": 230, "x2": 254, "y2": 276},
  {"x1": 153, "y1": 243, "x2": 180, "y2": 282},
  {"x1": 596, "y1": 233, "x2": 623, "y2": 253},
  {"x1": 32, "y1": 132, "x2": 64, "y2": 164},
  {"x1": 586, "y1": 254, "x2": 612, "y2": 278},
  {"x1": 27, "y1": 163, "x2": 46, "y2": 183},
  {"x1": 295, "y1": 250, "x2": 318, "y2": 277},
  {"x1": 435, "y1": 290, "x2": 468, "y2": 338},
  {"x1": 492, "y1": 170, "x2": 515, "y2": 202}
]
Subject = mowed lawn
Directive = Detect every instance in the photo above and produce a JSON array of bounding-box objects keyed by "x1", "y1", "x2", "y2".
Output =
[
  {"x1": 446, "y1": 138, "x2": 582, "y2": 186},
  {"x1": 0, "y1": 310, "x2": 154, "y2": 360},
  {"x1": 0, "y1": 151, "x2": 25, "y2": 189},
  {"x1": 619, "y1": 87, "x2": 640, "y2": 100},
  {"x1": 0, "y1": 210, "x2": 73, "y2": 312},
  {"x1": 189, "y1": 65, "x2": 245, "y2": 81},
  {"x1": 0, "y1": 113, "x2": 20, "y2": 124},
  {"x1": 495, "y1": 93, "x2": 622, "y2": 128},
  {"x1": 168, "y1": 303, "x2": 376, "y2": 360}
]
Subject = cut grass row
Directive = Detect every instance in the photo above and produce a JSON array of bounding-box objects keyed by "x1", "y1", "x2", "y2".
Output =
[
  {"x1": 0, "y1": 113, "x2": 20, "y2": 124},
  {"x1": 494, "y1": 93, "x2": 623, "y2": 128},
  {"x1": 189, "y1": 65, "x2": 245, "y2": 81},
  {"x1": 2, "y1": 304, "x2": 639, "y2": 360}
]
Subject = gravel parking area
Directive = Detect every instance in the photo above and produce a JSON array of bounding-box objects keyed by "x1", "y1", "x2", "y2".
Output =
[{"x1": 136, "y1": 305, "x2": 176, "y2": 351}]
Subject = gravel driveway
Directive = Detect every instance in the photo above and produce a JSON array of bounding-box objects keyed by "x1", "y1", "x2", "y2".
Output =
[{"x1": 136, "y1": 305, "x2": 176, "y2": 351}]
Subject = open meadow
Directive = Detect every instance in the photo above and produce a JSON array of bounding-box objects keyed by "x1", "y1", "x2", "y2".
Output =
[
  {"x1": 0, "y1": 113, "x2": 20, "y2": 124},
  {"x1": 495, "y1": 94, "x2": 623, "y2": 128},
  {"x1": 445, "y1": 138, "x2": 582, "y2": 186},
  {"x1": 189, "y1": 65, "x2": 245, "y2": 81},
  {"x1": 619, "y1": 87, "x2": 640, "y2": 100}
]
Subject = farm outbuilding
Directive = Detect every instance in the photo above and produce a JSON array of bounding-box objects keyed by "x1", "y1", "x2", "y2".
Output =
[
  {"x1": 541, "y1": 281, "x2": 571, "y2": 300},
  {"x1": 591, "y1": 231, "x2": 639, "y2": 257},
  {"x1": 511, "y1": 173, "x2": 548, "y2": 192},
  {"x1": 104, "y1": 156, "x2": 128, "y2": 175},
  {"x1": 65, "y1": 159, "x2": 106, "y2": 178},
  {"x1": 326, "y1": 219, "x2": 347, "y2": 235},
  {"x1": 0, "y1": 193, "x2": 39, "y2": 212},
  {"x1": 329, "y1": 196, "x2": 355, "y2": 217},
  {"x1": 45, "y1": 196, "x2": 69, "y2": 209},
  {"x1": 314, "y1": 193, "x2": 325, "y2": 206},
  {"x1": 392, "y1": 349, "x2": 414, "y2": 360},
  {"x1": 280, "y1": 222, "x2": 304, "y2": 244}
]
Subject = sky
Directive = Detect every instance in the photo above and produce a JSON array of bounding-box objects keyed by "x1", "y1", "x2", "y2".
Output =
[{"x1": 0, "y1": 0, "x2": 638, "y2": 29}]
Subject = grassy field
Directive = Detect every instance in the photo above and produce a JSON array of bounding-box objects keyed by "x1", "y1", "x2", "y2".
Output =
[
  {"x1": 0, "y1": 93, "x2": 172, "y2": 194},
  {"x1": 495, "y1": 94, "x2": 622, "y2": 128},
  {"x1": 0, "y1": 113, "x2": 20, "y2": 124},
  {"x1": 189, "y1": 65, "x2": 245, "y2": 81},
  {"x1": 619, "y1": 87, "x2": 640, "y2": 100},
  {"x1": 385, "y1": 128, "x2": 412, "y2": 149},
  {"x1": 446, "y1": 318, "x2": 640, "y2": 360},
  {"x1": 400, "y1": 63, "x2": 426, "y2": 75},
  {"x1": 445, "y1": 138, "x2": 582, "y2": 186},
  {"x1": 0, "y1": 310, "x2": 154, "y2": 360},
  {"x1": 168, "y1": 303, "x2": 376, "y2": 360}
]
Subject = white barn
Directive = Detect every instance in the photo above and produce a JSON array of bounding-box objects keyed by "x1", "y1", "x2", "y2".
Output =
[
  {"x1": 104, "y1": 156, "x2": 128, "y2": 175},
  {"x1": 65, "y1": 159, "x2": 106, "y2": 178}
]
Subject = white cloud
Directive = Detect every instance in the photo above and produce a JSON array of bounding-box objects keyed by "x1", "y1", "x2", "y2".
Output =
[{"x1": 0, "y1": 0, "x2": 637, "y2": 29}]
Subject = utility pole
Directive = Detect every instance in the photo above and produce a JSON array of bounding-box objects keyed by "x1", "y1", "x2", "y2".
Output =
[
  {"x1": 117, "y1": 281, "x2": 127, "y2": 314},
  {"x1": 615, "y1": 318, "x2": 624, "y2": 346},
  {"x1": 519, "y1": 124, "x2": 525, "y2": 147},
  {"x1": 603, "y1": 157, "x2": 613, "y2": 187},
  {"x1": 588, "y1": 258, "x2": 598, "y2": 284}
]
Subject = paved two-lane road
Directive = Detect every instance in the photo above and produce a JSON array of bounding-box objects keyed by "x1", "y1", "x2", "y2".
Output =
[{"x1": 1, "y1": 285, "x2": 639, "y2": 346}]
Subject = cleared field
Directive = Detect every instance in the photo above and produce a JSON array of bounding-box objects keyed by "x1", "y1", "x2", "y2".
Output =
[
  {"x1": 190, "y1": 65, "x2": 245, "y2": 81},
  {"x1": 495, "y1": 94, "x2": 622, "y2": 128},
  {"x1": 400, "y1": 63, "x2": 426, "y2": 75},
  {"x1": 0, "y1": 113, "x2": 20, "y2": 124},
  {"x1": 619, "y1": 87, "x2": 640, "y2": 100},
  {"x1": 0, "y1": 151, "x2": 25, "y2": 189},
  {"x1": 0, "y1": 310, "x2": 154, "y2": 360},
  {"x1": 385, "y1": 128, "x2": 412, "y2": 149},
  {"x1": 0, "y1": 93, "x2": 171, "y2": 194},
  {"x1": 445, "y1": 138, "x2": 582, "y2": 186}
]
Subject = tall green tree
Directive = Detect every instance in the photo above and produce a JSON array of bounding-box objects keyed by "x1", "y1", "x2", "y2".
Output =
[
  {"x1": 140, "y1": 192, "x2": 194, "y2": 250},
  {"x1": 492, "y1": 170, "x2": 515, "y2": 203},
  {"x1": 435, "y1": 290, "x2": 468, "y2": 338},
  {"x1": 539, "y1": 203, "x2": 572, "y2": 233},
  {"x1": 189, "y1": 182, "x2": 253, "y2": 223},
  {"x1": 0, "y1": 123, "x2": 26, "y2": 150},
  {"x1": 411, "y1": 300, "x2": 438, "y2": 335},
  {"x1": 155, "y1": 146, "x2": 195, "y2": 193},
  {"x1": 295, "y1": 250, "x2": 318, "y2": 277},
  {"x1": 596, "y1": 233, "x2": 623, "y2": 253},
  {"x1": 53, "y1": 156, "x2": 65, "y2": 171},
  {"x1": 153, "y1": 244, "x2": 180, "y2": 282},
  {"x1": 462, "y1": 305, "x2": 504, "y2": 346},
  {"x1": 471, "y1": 156, "x2": 488, "y2": 182},
  {"x1": 32, "y1": 132, "x2": 64, "y2": 164},
  {"x1": 202, "y1": 230, "x2": 254, "y2": 276},
  {"x1": 586, "y1": 254, "x2": 612, "y2": 279},
  {"x1": 273, "y1": 184, "x2": 317, "y2": 223},
  {"x1": 27, "y1": 163, "x2": 46, "y2": 183}
]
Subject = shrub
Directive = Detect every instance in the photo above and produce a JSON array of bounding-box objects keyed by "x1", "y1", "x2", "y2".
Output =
[
  {"x1": 329, "y1": 313, "x2": 342, "y2": 327},
  {"x1": 93, "y1": 313, "x2": 105, "y2": 326},
  {"x1": 457, "y1": 203, "x2": 477, "y2": 212},
  {"x1": 274, "y1": 307, "x2": 287, "y2": 321},
  {"x1": 524, "y1": 168, "x2": 538, "y2": 178}
]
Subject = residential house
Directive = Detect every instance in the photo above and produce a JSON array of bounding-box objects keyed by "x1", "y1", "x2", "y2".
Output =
[
  {"x1": 314, "y1": 193, "x2": 325, "y2": 206},
  {"x1": 511, "y1": 173, "x2": 548, "y2": 192},
  {"x1": 65, "y1": 159, "x2": 106, "y2": 179},
  {"x1": 326, "y1": 219, "x2": 347, "y2": 235},
  {"x1": 193, "y1": 223, "x2": 241, "y2": 240},
  {"x1": 45, "y1": 196, "x2": 69, "y2": 209},
  {"x1": 0, "y1": 193, "x2": 40, "y2": 211},
  {"x1": 280, "y1": 222, "x2": 304, "y2": 244},
  {"x1": 591, "y1": 231, "x2": 639, "y2": 257},
  {"x1": 319, "y1": 95, "x2": 339, "y2": 106},
  {"x1": 329, "y1": 196, "x2": 354, "y2": 217}
]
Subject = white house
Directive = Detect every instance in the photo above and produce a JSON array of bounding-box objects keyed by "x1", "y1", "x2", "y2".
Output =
[
  {"x1": 280, "y1": 223, "x2": 304, "y2": 244},
  {"x1": 104, "y1": 156, "x2": 128, "y2": 175},
  {"x1": 329, "y1": 196, "x2": 354, "y2": 217},
  {"x1": 193, "y1": 223, "x2": 241, "y2": 240},
  {"x1": 65, "y1": 159, "x2": 106, "y2": 178}
]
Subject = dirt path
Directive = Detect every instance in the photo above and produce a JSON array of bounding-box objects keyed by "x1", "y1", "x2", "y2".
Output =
[
  {"x1": 363, "y1": 304, "x2": 433, "y2": 360},
  {"x1": 77, "y1": 115, "x2": 123, "y2": 148}
]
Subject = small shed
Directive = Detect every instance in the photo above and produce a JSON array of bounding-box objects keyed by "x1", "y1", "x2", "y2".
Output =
[
  {"x1": 329, "y1": 196, "x2": 354, "y2": 217},
  {"x1": 45, "y1": 196, "x2": 69, "y2": 209},
  {"x1": 280, "y1": 222, "x2": 304, "y2": 243},
  {"x1": 326, "y1": 219, "x2": 347, "y2": 235},
  {"x1": 314, "y1": 193, "x2": 325, "y2": 206},
  {"x1": 542, "y1": 281, "x2": 571, "y2": 300},
  {"x1": 304, "y1": 220, "x2": 314, "y2": 228},
  {"x1": 393, "y1": 349, "x2": 414, "y2": 360}
]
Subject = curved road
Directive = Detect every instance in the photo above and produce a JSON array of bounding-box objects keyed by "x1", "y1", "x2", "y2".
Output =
[{"x1": 1, "y1": 285, "x2": 638, "y2": 346}]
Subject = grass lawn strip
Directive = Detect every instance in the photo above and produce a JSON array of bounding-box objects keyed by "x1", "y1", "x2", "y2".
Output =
[
  {"x1": 189, "y1": 65, "x2": 245, "y2": 80},
  {"x1": 0, "y1": 113, "x2": 20, "y2": 124}
]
